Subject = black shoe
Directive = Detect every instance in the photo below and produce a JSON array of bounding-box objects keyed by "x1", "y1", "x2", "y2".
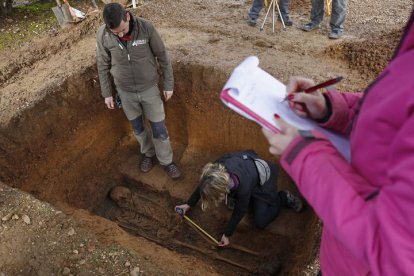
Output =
[
  {"x1": 247, "y1": 16, "x2": 257, "y2": 27},
  {"x1": 284, "y1": 19, "x2": 293, "y2": 27},
  {"x1": 285, "y1": 191, "x2": 303, "y2": 212},
  {"x1": 301, "y1": 22, "x2": 319, "y2": 32},
  {"x1": 280, "y1": 16, "x2": 293, "y2": 27},
  {"x1": 328, "y1": 29, "x2": 343, "y2": 39}
]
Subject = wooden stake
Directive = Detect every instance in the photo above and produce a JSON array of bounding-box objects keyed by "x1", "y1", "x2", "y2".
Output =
[
  {"x1": 229, "y1": 244, "x2": 261, "y2": 257},
  {"x1": 172, "y1": 239, "x2": 255, "y2": 273}
]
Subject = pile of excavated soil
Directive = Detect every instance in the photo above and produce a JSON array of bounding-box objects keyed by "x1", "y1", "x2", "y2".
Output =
[
  {"x1": 325, "y1": 29, "x2": 403, "y2": 80},
  {"x1": 0, "y1": 0, "x2": 412, "y2": 275}
]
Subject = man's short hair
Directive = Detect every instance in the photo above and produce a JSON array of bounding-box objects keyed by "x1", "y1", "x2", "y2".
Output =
[{"x1": 103, "y1": 3, "x2": 127, "y2": 29}]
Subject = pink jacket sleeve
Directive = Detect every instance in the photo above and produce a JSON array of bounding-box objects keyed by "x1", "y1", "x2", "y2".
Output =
[
  {"x1": 281, "y1": 115, "x2": 414, "y2": 275},
  {"x1": 321, "y1": 91, "x2": 363, "y2": 135}
]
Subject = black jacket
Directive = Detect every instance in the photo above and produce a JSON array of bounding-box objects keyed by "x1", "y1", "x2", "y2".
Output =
[{"x1": 187, "y1": 150, "x2": 280, "y2": 236}]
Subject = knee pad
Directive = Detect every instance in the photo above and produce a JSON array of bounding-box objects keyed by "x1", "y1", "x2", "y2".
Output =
[
  {"x1": 150, "y1": 120, "x2": 169, "y2": 140},
  {"x1": 130, "y1": 115, "x2": 145, "y2": 135}
]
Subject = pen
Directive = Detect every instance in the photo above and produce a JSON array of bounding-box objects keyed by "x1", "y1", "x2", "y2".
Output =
[{"x1": 281, "y1": 76, "x2": 343, "y2": 102}]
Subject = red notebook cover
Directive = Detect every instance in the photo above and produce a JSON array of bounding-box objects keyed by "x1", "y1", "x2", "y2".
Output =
[{"x1": 220, "y1": 88, "x2": 280, "y2": 134}]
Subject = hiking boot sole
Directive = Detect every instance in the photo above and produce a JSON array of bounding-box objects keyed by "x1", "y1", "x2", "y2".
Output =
[{"x1": 168, "y1": 171, "x2": 181, "y2": 179}]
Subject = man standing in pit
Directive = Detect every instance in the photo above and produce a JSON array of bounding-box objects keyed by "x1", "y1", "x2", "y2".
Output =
[{"x1": 96, "y1": 3, "x2": 181, "y2": 179}]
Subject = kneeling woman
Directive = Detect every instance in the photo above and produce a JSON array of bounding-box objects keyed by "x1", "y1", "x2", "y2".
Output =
[{"x1": 175, "y1": 150, "x2": 303, "y2": 247}]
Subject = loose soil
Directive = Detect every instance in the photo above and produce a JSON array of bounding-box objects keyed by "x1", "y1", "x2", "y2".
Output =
[{"x1": 0, "y1": 0, "x2": 412, "y2": 275}]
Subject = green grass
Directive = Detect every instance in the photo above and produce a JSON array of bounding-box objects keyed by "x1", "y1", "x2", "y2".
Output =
[
  {"x1": 127, "y1": 247, "x2": 139, "y2": 257},
  {"x1": 15, "y1": 2, "x2": 56, "y2": 13},
  {"x1": 39, "y1": 204, "x2": 55, "y2": 216},
  {"x1": 0, "y1": 2, "x2": 58, "y2": 50}
]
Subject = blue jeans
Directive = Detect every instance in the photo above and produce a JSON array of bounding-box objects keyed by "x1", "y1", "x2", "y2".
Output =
[
  {"x1": 248, "y1": 0, "x2": 290, "y2": 21},
  {"x1": 309, "y1": 0, "x2": 347, "y2": 31}
]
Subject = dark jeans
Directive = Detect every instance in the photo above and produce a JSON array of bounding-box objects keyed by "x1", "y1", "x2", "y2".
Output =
[
  {"x1": 253, "y1": 191, "x2": 287, "y2": 229},
  {"x1": 248, "y1": 0, "x2": 290, "y2": 21}
]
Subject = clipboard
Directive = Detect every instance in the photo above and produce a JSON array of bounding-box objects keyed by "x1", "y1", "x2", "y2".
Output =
[
  {"x1": 220, "y1": 56, "x2": 351, "y2": 161},
  {"x1": 220, "y1": 88, "x2": 280, "y2": 133}
]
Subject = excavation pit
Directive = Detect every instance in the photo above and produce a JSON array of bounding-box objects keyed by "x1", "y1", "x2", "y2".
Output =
[
  {"x1": 1, "y1": 0, "x2": 410, "y2": 273},
  {"x1": 1, "y1": 63, "x2": 319, "y2": 274},
  {"x1": 98, "y1": 180, "x2": 284, "y2": 275}
]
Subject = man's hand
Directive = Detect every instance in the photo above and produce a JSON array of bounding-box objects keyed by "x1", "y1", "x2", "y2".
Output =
[
  {"x1": 174, "y1": 204, "x2": 190, "y2": 216},
  {"x1": 218, "y1": 234, "x2": 230, "y2": 247},
  {"x1": 163, "y1": 90, "x2": 173, "y2": 101},
  {"x1": 105, "y1": 96, "x2": 115, "y2": 109},
  {"x1": 261, "y1": 115, "x2": 300, "y2": 156}
]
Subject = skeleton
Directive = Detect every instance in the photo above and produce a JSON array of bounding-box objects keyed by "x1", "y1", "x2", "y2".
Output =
[
  {"x1": 108, "y1": 186, "x2": 176, "y2": 237},
  {"x1": 107, "y1": 186, "x2": 261, "y2": 273}
]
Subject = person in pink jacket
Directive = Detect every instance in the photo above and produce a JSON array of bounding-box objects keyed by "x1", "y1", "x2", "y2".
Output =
[{"x1": 261, "y1": 7, "x2": 414, "y2": 275}]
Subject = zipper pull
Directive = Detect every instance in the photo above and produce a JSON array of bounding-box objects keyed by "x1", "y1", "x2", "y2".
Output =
[
  {"x1": 127, "y1": 54, "x2": 130, "y2": 61},
  {"x1": 118, "y1": 43, "x2": 123, "y2": 50}
]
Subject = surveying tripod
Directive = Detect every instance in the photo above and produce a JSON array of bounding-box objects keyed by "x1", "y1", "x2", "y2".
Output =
[
  {"x1": 325, "y1": 0, "x2": 332, "y2": 16},
  {"x1": 259, "y1": 0, "x2": 285, "y2": 32}
]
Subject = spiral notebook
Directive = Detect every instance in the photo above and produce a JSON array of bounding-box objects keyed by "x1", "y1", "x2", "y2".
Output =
[{"x1": 220, "y1": 56, "x2": 350, "y2": 161}]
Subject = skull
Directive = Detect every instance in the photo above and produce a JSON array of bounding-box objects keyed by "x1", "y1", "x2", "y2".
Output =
[{"x1": 109, "y1": 186, "x2": 132, "y2": 208}]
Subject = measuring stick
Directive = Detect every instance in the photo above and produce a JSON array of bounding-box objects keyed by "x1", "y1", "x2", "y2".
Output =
[{"x1": 183, "y1": 215, "x2": 219, "y2": 245}]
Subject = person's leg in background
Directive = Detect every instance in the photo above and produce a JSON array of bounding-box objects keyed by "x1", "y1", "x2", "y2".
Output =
[
  {"x1": 117, "y1": 88, "x2": 156, "y2": 173},
  {"x1": 247, "y1": 0, "x2": 264, "y2": 26},
  {"x1": 141, "y1": 85, "x2": 181, "y2": 179},
  {"x1": 253, "y1": 190, "x2": 303, "y2": 229},
  {"x1": 278, "y1": 0, "x2": 293, "y2": 26},
  {"x1": 253, "y1": 199, "x2": 282, "y2": 229},
  {"x1": 301, "y1": 0, "x2": 324, "y2": 31},
  {"x1": 278, "y1": 190, "x2": 304, "y2": 212},
  {"x1": 328, "y1": 0, "x2": 347, "y2": 39}
]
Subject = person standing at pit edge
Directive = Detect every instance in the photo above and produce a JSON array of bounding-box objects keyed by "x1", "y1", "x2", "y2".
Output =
[
  {"x1": 262, "y1": 5, "x2": 414, "y2": 274},
  {"x1": 300, "y1": 0, "x2": 347, "y2": 39},
  {"x1": 96, "y1": 3, "x2": 181, "y2": 179},
  {"x1": 247, "y1": 0, "x2": 293, "y2": 27}
]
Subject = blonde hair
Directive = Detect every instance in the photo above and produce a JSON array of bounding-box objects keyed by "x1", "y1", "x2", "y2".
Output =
[{"x1": 199, "y1": 162, "x2": 230, "y2": 211}]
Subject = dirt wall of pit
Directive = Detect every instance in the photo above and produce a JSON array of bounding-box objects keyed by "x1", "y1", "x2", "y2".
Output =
[
  {"x1": 0, "y1": 59, "x2": 318, "y2": 274},
  {"x1": 1, "y1": 0, "x2": 411, "y2": 273},
  {"x1": 1, "y1": 60, "x2": 285, "y2": 208}
]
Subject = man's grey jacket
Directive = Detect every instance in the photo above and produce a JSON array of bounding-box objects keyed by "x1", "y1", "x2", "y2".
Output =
[{"x1": 96, "y1": 16, "x2": 173, "y2": 98}]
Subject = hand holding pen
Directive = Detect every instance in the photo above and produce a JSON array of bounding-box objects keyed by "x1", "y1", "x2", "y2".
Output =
[{"x1": 284, "y1": 76, "x2": 342, "y2": 120}]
